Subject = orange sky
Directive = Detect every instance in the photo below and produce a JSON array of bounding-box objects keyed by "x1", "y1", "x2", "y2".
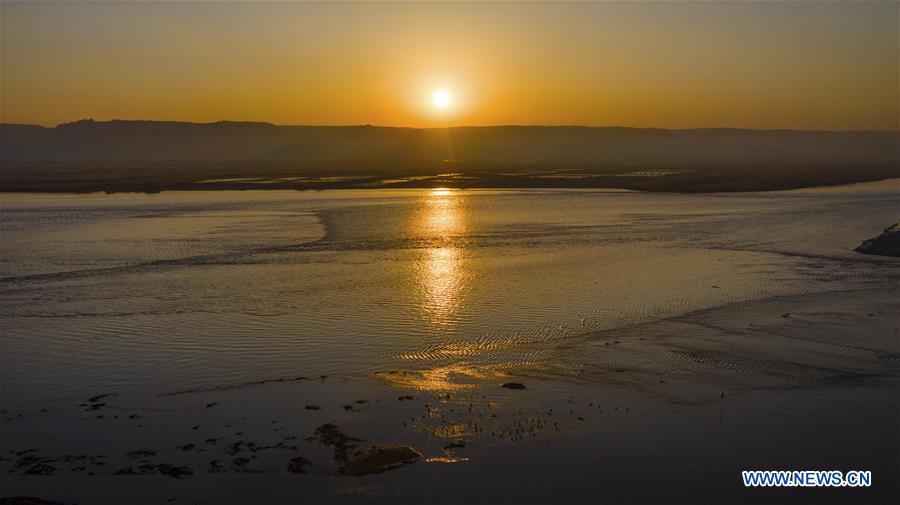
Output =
[{"x1": 1, "y1": 1, "x2": 897, "y2": 130}]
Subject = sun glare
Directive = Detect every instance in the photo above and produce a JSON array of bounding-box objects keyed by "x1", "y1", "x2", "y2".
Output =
[{"x1": 432, "y1": 89, "x2": 451, "y2": 109}]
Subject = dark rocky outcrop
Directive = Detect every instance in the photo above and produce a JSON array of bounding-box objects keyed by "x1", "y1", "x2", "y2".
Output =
[
  {"x1": 340, "y1": 445, "x2": 421, "y2": 476},
  {"x1": 854, "y1": 224, "x2": 900, "y2": 257}
]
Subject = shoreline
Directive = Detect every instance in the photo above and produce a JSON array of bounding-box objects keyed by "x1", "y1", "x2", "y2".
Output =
[
  {"x1": 1, "y1": 175, "x2": 897, "y2": 196},
  {"x1": 2, "y1": 287, "x2": 897, "y2": 504},
  {"x1": 0, "y1": 176, "x2": 897, "y2": 198}
]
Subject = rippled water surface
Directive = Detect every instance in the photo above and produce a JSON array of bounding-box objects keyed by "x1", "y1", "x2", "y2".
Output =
[{"x1": 1, "y1": 186, "x2": 896, "y2": 406}]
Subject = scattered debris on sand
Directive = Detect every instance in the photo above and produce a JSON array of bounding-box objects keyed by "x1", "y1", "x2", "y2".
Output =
[
  {"x1": 157, "y1": 464, "x2": 194, "y2": 479},
  {"x1": 309, "y1": 423, "x2": 418, "y2": 475},
  {"x1": 0, "y1": 498, "x2": 70, "y2": 505},
  {"x1": 286, "y1": 456, "x2": 310, "y2": 474},
  {"x1": 855, "y1": 224, "x2": 900, "y2": 257},
  {"x1": 339, "y1": 445, "x2": 421, "y2": 476},
  {"x1": 114, "y1": 463, "x2": 193, "y2": 479},
  {"x1": 158, "y1": 376, "x2": 311, "y2": 397},
  {"x1": 13, "y1": 454, "x2": 47, "y2": 469},
  {"x1": 125, "y1": 449, "x2": 156, "y2": 459},
  {"x1": 23, "y1": 463, "x2": 57, "y2": 476},
  {"x1": 224, "y1": 441, "x2": 247, "y2": 456},
  {"x1": 231, "y1": 457, "x2": 276, "y2": 474},
  {"x1": 80, "y1": 393, "x2": 115, "y2": 412},
  {"x1": 311, "y1": 423, "x2": 361, "y2": 461},
  {"x1": 501, "y1": 382, "x2": 527, "y2": 390},
  {"x1": 208, "y1": 459, "x2": 226, "y2": 473}
]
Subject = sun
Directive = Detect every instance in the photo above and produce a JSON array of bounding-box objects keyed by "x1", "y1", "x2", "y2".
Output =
[{"x1": 432, "y1": 89, "x2": 451, "y2": 109}]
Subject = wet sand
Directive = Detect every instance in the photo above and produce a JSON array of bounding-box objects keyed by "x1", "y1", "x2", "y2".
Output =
[{"x1": 2, "y1": 288, "x2": 896, "y2": 504}]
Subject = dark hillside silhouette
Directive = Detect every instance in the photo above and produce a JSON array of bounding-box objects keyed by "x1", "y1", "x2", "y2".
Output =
[{"x1": 2, "y1": 120, "x2": 896, "y2": 192}]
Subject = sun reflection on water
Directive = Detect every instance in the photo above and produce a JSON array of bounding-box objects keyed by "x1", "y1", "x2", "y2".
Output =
[
  {"x1": 417, "y1": 188, "x2": 468, "y2": 329},
  {"x1": 376, "y1": 364, "x2": 494, "y2": 392}
]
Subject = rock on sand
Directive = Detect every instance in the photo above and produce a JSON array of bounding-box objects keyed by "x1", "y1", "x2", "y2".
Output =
[
  {"x1": 855, "y1": 224, "x2": 900, "y2": 257},
  {"x1": 339, "y1": 445, "x2": 421, "y2": 476}
]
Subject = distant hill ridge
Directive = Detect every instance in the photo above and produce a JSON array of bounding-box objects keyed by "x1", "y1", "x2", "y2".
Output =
[{"x1": 2, "y1": 119, "x2": 896, "y2": 164}]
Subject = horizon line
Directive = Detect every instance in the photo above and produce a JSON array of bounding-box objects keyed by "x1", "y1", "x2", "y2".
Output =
[{"x1": 3, "y1": 118, "x2": 898, "y2": 134}]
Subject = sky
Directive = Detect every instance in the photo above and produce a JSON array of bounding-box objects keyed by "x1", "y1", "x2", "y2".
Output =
[{"x1": 1, "y1": 1, "x2": 897, "y2": 130}]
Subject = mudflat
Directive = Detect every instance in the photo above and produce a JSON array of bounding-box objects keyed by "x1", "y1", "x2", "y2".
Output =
[{"x1": 1, "y1": 181, "x2": 898, "y2": 503}]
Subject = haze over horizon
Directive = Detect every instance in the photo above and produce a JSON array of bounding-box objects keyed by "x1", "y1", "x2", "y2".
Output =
[{"x1": 2, "y1": 1, "x2": 897, "y2": 130}]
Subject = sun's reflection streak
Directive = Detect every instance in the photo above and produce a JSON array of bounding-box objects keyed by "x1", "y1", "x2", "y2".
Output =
[
  {"x1": 422, "y1": 246, "x2": 462, "y2": 324},
  {"x1": 424, "y1": 188, "x2": 459, "y2": 234},
  {"x1": 417, "y1": 188, "x2": 468, "y2": 329}
]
